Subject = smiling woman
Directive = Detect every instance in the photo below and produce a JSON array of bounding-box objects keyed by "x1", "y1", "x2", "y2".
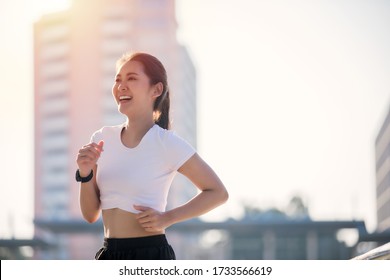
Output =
[{"x1": 76, "y1": 52, "x2": 228, "y2": 260}]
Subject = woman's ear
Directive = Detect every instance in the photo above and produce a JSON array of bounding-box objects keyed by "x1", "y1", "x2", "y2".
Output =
[{"x1": 152, "y1": 82, "x2": 164, "y2": 99}]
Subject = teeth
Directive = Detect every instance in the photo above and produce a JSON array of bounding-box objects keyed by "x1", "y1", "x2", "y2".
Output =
[{"x1": 119, "y1": 96, "x2": 132, "y2": 100}]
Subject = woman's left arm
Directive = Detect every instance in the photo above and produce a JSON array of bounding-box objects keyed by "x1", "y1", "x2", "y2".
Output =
[{"x1": 134, "y1": 153, "x2": 228, "y2": 232}]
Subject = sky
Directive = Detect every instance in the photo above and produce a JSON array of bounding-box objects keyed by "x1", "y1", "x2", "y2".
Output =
[{"x1": 0, "y1": 0, "x2": 389, "y2": 240}]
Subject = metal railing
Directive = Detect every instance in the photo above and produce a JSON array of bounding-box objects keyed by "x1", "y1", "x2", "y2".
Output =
[{"x1": 352, "y1": 242, "x2": 390, "y2": 260}]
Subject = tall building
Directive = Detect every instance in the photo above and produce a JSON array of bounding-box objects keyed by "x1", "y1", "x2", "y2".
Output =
[
  {"x1": 375, "y1": 104, "x2": 390, "y2": 232},
  {"x1": 34, "y1": 0, "x2": 196, "y2": 259}
]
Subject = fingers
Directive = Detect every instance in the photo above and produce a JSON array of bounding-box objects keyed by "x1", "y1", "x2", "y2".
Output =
[
  {"x1": 134, "y1": 205, "x2": 152, "y2": 221},
  {"x1": 76, "y1": 142, "x2": 104, "y2": 171},
  {"x1": 133, "y1": 205, "x2": 149, "y2": 212},
  {"x1": 85, "y1": 142, "x2": 104, "y2": 153},
  {"x1": 134, "y1": 205, "x2": 165, "y2": 232},
  {"x1": 78, "y1": 143, "x2": 103, "y2": 158}
]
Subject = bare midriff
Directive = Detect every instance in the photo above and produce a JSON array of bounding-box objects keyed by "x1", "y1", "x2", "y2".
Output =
[{"x1": 102, "y1": 208, "x2": 164, "y2": 238}]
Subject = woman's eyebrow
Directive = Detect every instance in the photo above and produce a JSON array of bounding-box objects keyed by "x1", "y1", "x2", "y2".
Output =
[
  {"x1": 116, "y1": 72, "x2": 139, "y2": 77},
  {"x1": 126, "y1": 72, "x2": 139, "y2": 76}
]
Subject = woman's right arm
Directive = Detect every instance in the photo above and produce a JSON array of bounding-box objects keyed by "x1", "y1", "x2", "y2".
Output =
[{"x1": 76, "y1": 141, "x2": 104, "y2": 223}]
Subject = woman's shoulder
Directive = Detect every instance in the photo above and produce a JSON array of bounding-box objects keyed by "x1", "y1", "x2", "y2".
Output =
[
  {"x1": 153, "y1": 125, "x2": 196, "y2": 170},
  {"x1": 153, "y1": 124, "x2": 179, "y2": 141},
  {"x1": 154, "y1": 125, "x2": 195, "y2": 149}
]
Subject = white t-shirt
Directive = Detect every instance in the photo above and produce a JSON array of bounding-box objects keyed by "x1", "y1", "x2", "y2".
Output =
[{"x1": 90, "y1": 124, "x2": 196, "y2": 214}]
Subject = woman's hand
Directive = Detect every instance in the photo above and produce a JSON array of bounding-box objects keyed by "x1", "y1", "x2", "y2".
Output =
[
  {"x1": 76, "y1": 140, "x2": 104, "y2": 176},
  {"x1": 134, "y1": 205, "x2": 171, "y2": 232}
]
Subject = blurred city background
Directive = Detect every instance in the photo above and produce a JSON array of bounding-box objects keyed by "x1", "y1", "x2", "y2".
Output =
[{"x1": 0, "y1": 0, "x2": 390, "y2": 259}]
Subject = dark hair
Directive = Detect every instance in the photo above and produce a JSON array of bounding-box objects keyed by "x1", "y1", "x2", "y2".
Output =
[{"x1": 116, "y1": 52, "x2": 170, "y2": 130}]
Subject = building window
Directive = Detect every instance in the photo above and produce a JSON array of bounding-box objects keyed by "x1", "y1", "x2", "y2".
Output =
[
  {"x1": 101, "y1": 38, "x2": 130, "y2": 55},
  {"x1": 41, "y1": 61, "x2": 69, "y2": 80},
  {"x1": 41, "y1": 116, "x2": 69, "y2": 136},
  {"x1": 41, "y1": 96, "x2": 69, "y2": 117},
  {"x1": 40, "y1": 79, "x2": 69, "y2": 97},
  {"x1": 101, "y1": 19, "x2": 132, "y2": 37},
  {"x1": 40, "y1": 24, "x2": 69, "y2": 43},
  {"x1": 40, "y1": 41, "x2": 69, "y2": 61},
  {"x1": 42, "y1": 188, "x2": 69, "y2": 219}
]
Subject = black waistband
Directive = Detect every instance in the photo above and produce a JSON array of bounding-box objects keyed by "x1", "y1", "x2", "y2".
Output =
[{"x1": 103, "y1": 234, "x2": 168, "y2": 250}]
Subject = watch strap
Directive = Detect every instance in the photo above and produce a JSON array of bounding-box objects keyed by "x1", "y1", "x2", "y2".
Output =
[{"x1": 76, "y1": 169, "x2": 93, "y2": 183}]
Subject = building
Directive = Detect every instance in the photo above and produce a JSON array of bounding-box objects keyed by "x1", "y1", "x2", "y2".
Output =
[
  {"x1": 375, "y1": 104, "x2": 390, "y2": 232},
  {"x1": 33, "y1": 0, "x2": 196, "y2": 259}
]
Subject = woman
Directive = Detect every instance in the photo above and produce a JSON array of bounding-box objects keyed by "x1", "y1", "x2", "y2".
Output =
[{"x1": 76, "y1": 52, "x2": 228, "y2": 260}]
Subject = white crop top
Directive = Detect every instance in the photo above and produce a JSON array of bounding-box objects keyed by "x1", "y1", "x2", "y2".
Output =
[{"x1": 90, "y1": 124, "x2": 196, "y2": 214}]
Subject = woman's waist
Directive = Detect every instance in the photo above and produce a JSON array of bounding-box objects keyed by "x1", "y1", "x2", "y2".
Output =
[{"x1": 102, "y1": 208, "x2": 164, "y2": 238}]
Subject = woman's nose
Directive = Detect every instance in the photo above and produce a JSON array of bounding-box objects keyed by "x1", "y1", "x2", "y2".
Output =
[{"x1": 118, "y1": 83, "x2": 127, "y2": 91}]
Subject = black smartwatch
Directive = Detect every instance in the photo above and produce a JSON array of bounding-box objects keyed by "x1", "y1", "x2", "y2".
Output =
[{"x1": 75, "y1": 169, "x2": 93, "y2": 183}]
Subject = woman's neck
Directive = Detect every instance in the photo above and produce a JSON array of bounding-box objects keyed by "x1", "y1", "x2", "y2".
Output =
[{"x1": 121, "y1": 117, "x2": 155, "y2": 148}]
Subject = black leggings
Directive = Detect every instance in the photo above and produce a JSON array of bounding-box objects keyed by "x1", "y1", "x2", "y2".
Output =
[{"x1": 95, "y1": 234, "x2": 176, "y2": 260}]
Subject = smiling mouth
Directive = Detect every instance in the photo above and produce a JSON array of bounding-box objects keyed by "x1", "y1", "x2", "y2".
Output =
[{"x1": 119, "y1": 96, "x2": 132, "y2": 102}]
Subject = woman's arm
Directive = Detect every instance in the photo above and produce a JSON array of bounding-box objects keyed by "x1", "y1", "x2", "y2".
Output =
[
  {"x1": 79, "y1": 164, "x2": 101, "y2": 223},
  {"x1": 77, "y1": 141, "x2": 104, "y2": 223},
  {"x1": 135, "y1": 153, "x2": 228, "y2": 231}
]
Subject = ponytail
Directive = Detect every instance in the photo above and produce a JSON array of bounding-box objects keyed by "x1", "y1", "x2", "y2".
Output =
[{"x1": 154, "y1": 89, "x2": 170, "y2": 130}]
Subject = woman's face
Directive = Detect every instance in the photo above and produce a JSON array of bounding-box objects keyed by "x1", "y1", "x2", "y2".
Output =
[{"x1": 112, "y1": 60, "x2": 157, "y2": 117}]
